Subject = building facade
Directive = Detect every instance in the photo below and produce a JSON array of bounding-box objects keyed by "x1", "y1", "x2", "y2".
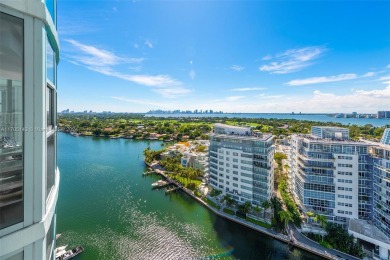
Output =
[
  {"x1": 208, "y1": 124, "x2": 274, "y2": 205},
  {"x1": 370, "y1": 135, "x2": 390, "y2": 238},
  {"x1": 0, "y1": 1, "x2": 59, "y2": 259},
  {"x1": 380, "y1": 128, "x2": 390, "y2": 145},
  {"x1": 377, "y1": 111, "x2": 390, "y2": 119},
  {"x1": 290, "y1": 127, "x2": 372, "y2": 225}
]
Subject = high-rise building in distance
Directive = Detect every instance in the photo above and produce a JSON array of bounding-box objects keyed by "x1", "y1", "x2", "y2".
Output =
[{"x1": 0, "y1": 1, "x2": 59, "y2": 259}]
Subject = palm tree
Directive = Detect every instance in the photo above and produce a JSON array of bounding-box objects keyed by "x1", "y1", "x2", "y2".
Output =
[
  {"x1": 278, "y1": 210, "x2": 293, "y2": 233},
  {"x1": 262, "y1": 201, "x2": 271, "y2": 218},
  {"x1": 253, "y1": 206, "x2": 261, "y2": 216},
  {"x1": 314, "y1": 214, "x2": 327, "y2": 241},
  {"x1": 314, "y1": 214, "x2": 327, "y2": 229},
  {"x1": 306, "y1": 211, "x2": 314, "y2": 224},
  {"x1": 238, "y1": 201, "x2": 252, "y2": 215}
]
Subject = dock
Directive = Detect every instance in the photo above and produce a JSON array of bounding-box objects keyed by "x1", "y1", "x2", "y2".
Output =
[
  {"x1": 142, "y1": 171, "x2": 154, "y2": 176},
  {"x1": 165, "y1": 186, "x2": 180, "y2": 194}
]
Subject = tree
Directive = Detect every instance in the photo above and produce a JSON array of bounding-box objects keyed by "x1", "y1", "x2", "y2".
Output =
[
  {"x1": 243, "y1": 201, "x2": 252, "y2": 214},
  {"x1": 314, "y1": 214, "x2": 327, "y2": 229},
  {"x1": 261, "y1": 201, "x2": 271, "y2": 218},
  {"x1": 238, "y1": 201, "x2": 252, "y2": 214},
  {"x1": 306, "y1": 211, "x2": 314, "y2": 223},
  {"x1": 223, "y1": 195, "x2": 235, "y2": 208},
  {"x1": 278, "y1": 210, "x2": 292, "y2": 233}
]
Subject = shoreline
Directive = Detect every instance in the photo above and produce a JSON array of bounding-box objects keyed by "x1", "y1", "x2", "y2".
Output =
[{"x1": 145, "y1": 161, "x2": 347, "y2": 260}]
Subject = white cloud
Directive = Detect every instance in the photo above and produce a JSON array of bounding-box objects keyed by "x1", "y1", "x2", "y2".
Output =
[
  {"x1": 355, "y1": 85, "x2": 390, "y2": 98},
  {"x1": 218, "y1": 85, "x2": 390, "y2": 113},
  {"x1": 153, "y1": 87, "x2": 193, "y2": 98},
  {"x1": 230, "y1": 65, "x2": 245, "y2": 71},
  {"x1": 387, "y1": 64, "x2": 390, "y2": 69},
  {"x1": 286, "y1": 73, "x2": 357, "y2": 86},
  {"x1": 260, "y1": 46, "x2": 326, "y2": 74},
  {"x1": 145, "y1": 39, "x2": 153, "y2": 48},
  {"x1": 189, "y1": 69, "x2": 196, "y2": 80},
  {"x1": 261, "y1": 55, "x2": 272, "y2": 61},
  {"x1": 256, "y1": 94, "x2": 285, "y2": 99},
  {"x1": 231, "y1": 87, "x2": 266, "y2": 92},
  {"x1": 65, "y1": 40, "x2": 190, "y2": 97},
  {"x1": 111, "y1": 96, "x2": 172, "y2": 107},
  {"x1": 362, "y1": 72, "x2": 375, "y2": 77},
  {"x1": 226, "y1": 96, "x2": 245, "y2": 101},
  {"x1": 379, "y1": 75, "x2": 390, "y2": 84}
]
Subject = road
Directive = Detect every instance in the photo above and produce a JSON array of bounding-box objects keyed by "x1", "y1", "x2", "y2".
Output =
[{"x1": 289, "y1": 223, "x2": 361, "y2": 260}]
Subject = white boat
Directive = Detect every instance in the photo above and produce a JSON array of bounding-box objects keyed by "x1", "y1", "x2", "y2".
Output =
[
  {"x1": 151, "y1": 180, "x2": 168, "y2": 188},
  {"x1": 55, "y1": 245, "x2": 84, "y2": 260}
]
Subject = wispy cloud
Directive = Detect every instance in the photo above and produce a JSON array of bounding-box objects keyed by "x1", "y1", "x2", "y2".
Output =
[
  {"x1": 231, "y1": 87, "x2": 266, "y2": 92},
  {"x1": 260, "y1": 46, "x2": 326, "y2": 74},
  {"x1": 153, "y1": 88, "x2": 193, "y2": 98},
  {"x1": 230, "y1": 65, "x2": 245, "y2": 72},
  {"x1": 261, "y1": 55, "x2": 272, "y2": 61},
  {"x1": 226, "y1": 96, "x2": 245, "y2": 101},
  {"x1": 189, "y1": 69, "x2": 196, "y2": 80},
  {"x1": 65, "y1": 40, "x2": 190, "y2": 98},
  {"x1": 379, "y1": 75, "x2": 390, "y2": 84},
  {"x1": 362, "y1": 72, "x2": 375, "y2": 77},
  {"x1": 256, "y1": 94, "x2": 285, "y2": 99},
  {"x1": 145, "y1": 39, "x2": 153, "y2": 48},
  {"x1": 286, "y1": 73, "x2": 357, "y2": 86},
  {"x1": 355, "y1": 85, "x2": 390, "y2": 98},
  {"x1": 111, "y1": 96, "x2": 172, "y2": 107}
]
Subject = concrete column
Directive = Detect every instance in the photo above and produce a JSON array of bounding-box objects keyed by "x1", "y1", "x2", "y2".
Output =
[{"x1": 379, "y1": 246, "x2": 388, "y2": 260}]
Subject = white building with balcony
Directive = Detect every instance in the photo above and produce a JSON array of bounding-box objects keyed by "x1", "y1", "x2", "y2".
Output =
[
  {"x1": 208, "y1": 124, "x2": 274, "y2": 205},
  {"x1": 0, "y1": 1, "x2": 59, "y2": 259},
  {"x1": 289, "y1": 127, "x2": 372, "y2": 225}
]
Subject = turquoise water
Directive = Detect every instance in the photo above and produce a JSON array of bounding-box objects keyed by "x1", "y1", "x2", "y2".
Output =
[
  {"x1": 56, "y1": 133, "x2": 321, "y2": 259},
  {"x1": 145, "y1": 113, "x2": 390, "y2": 127}
]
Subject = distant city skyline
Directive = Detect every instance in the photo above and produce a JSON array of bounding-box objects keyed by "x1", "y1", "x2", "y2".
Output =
[{"x1": 58, "y1": 1, "x2": 390, "y2": 113}]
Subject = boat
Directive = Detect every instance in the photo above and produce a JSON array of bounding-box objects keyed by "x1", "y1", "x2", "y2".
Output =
[
  {"x1": 55, "y1": 245, "x2": 84, "y2": 260},
  {"x1": 151, "y1": 180, "x2": 168, "y2": 188}
]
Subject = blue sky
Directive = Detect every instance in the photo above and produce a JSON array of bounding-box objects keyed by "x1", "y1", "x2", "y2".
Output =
[{"x1": 58, "y1": 0, "x2": 390, "y2": 113}]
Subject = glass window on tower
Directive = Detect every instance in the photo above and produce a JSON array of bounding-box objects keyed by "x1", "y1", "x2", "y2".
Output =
[
  {"x1": 0, "y1": 12, "x2": 24, "y2": 229},
  {"x1": 46, "y1": 37, "x2": 55, "y2": 85}
]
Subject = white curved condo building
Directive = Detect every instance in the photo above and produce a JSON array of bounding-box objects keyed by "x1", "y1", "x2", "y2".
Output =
[{"x1": 0, "y1": 0, "x2": 60, "y2": 259}]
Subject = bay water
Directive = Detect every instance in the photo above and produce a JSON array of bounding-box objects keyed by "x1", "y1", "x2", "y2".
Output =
[{"x1": 57, "y1": 133, "x2": 321, "y2": 259}]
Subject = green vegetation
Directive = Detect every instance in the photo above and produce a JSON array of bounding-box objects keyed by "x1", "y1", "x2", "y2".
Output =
[
  {"x1": 278, "y1": 175, "x2": 302, "y2": 226},
  {"x1": 143, "y1": 147, "x2": 164, "y2": 164},
  {"x1": 237, "y1": 201, "x2": 252, "y2": 214},
  {"x1": 59, "y1": 114, "x2": 388, "y2": 141},
  {"x1": 194, "y1": 190, "x2": 202, "y2": 198},
  {"x1": 246, "y1": 217, "x2": 272, "y2": 228},
  {"x1": 274, "y1": 152, "x2": 302, "y2": 226},
  {"x1": 205, "y1": 197, "x2": 220, "y2": 210},
  {"x1": 223, "y1": 208, "x2": 235, "y2": 215},
  {"x1": 210, "y1": 189, "x2": 222, "y2": 197},
  {"x1": 306, "y1": 223, "x2": 364, "y2": 258},
  {"x1": 278, "y1": 210, "x2": 293, "y2": 232},
  {"x1": 157, "y1": 156, "x2": 203, "y2": 190}
]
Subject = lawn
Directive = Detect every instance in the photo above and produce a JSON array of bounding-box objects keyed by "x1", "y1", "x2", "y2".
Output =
[
  {"x1": 246, "y1": 217, "x2": 272, "y2": 228},
  {"x1": 223, "y1": 208, "x2": 235, "y2": 215},
  {"x1": 167, "y1": 174, "x2": 202, "y2": 187},
  {"x1": 205, "y1": 198, "x2": 221, "y2": 210}
]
